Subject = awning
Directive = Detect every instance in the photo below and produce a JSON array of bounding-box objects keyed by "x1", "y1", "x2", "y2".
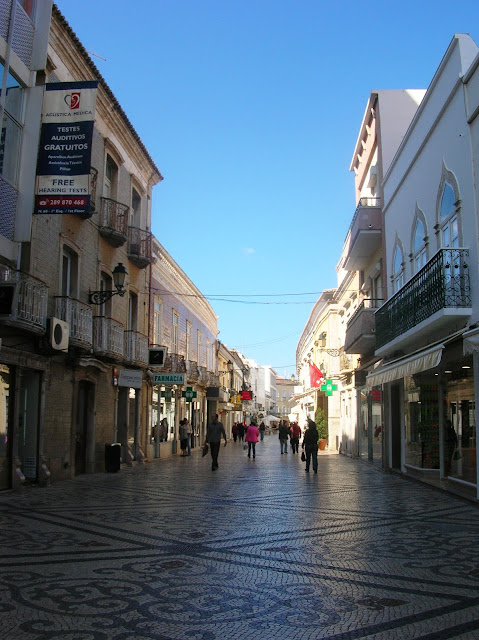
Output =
[
  {"x1": 365, "y1": 344, "x2": 444, "y2": 388},
  {"x1": 463, "y1": 327, "x2": 479, "y2": 354}
]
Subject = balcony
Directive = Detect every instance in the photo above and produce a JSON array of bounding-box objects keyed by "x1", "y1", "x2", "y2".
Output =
[
  {"x1": 186, "y1": 360, "x2": 200, "y2": 382},
  {"x1": 344, "y1": 197, "x2": 382, "y2": 271},
  {"x1": 0, "y1": 267, "x2": 47, "y2": 334},
  {"x1": 197, "y1": 366, "x2": 208, "y2": 386},
  {"x1": 375, "y1": 248, "x2": 471, "y2": 355},
  {"x1": 99, "y1": 197, "x2": 129, "y2": 247},
  {"x1": 127, "y1": 227, "x2": 154, "y2": 269},
  {"x1": 55, "y1": 296, "x2": 93, "y2": 349},
  {"x1": 93, "y1": 316, "x2": 124, "y2": 361},
  {"x1": 161, "y1": 353, "x2": 186, "y2": 373},
  {"x1": 344, "y1": 298, "x2": 382, "y2": 355},
  {"x1": 339, "y1": 347, "x2": 353, "y2": 373},
  {"x1": 124, "y1": 330, "x2": 148, "y2": 366}
]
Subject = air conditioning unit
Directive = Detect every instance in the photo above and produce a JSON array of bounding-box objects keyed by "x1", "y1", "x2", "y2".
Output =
[{"x1": 49, "y1": 317, "x2": 69, "y2": 351}]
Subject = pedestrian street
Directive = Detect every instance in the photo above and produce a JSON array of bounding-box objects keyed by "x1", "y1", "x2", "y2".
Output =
[{"x1": 1, "y1": 434, "x2": 479, "y2": 640}]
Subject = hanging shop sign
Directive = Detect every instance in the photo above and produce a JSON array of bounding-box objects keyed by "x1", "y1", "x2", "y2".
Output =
[
  {"x1": 153, "y1": 373, "x2": 185, "y2": 385},
  {"x1": 118, "y1": 369, "x2": 143, "y2": 389},
  {"x1": 35, "y1": 81, "x2": 98, "y2": 215}
]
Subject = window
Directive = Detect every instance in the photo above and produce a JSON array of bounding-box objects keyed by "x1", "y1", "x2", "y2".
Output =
[
  {"x1": 61, "y1": 247, "x2": 78, "y2": 298},
  {"x1": 131, "y1": 187, "x2": 141, "y2": 226},
  {"x1": 392, "y1": 245, "x2": 404, "y2": 293},
  {"x1": 439, "y1": 180, "x2": 459, "y2": 248},
  {"x1": 206, "y1": 338, "x2": 211, "y2": 370},
  {"x1": 18, "y1": 0, "x2": 35, "y2": 18},
  {"x1": 100, "y1": 272, "x2": 113, "y2": 317},
  {"x1": 153, "y1": 298, "x2": 162, "y2": 344},
  {"x1": 413, "y1": 219, "x2": 427, "y2": 272},
  {"x1": 0, "y1": 63, "x2": 24, "y2": 187},
  {"x1": 197, "y1": 330, "x2": 202, "y2": 366},
  {"x1": 104, "y1": 154, "x2": 118, "y2": 199},
  {"x1": 172, "y1": 311, "x2": 179, "y2": 353},
  {"x1": 129, "y1": 293, "x2": 138, "y2": 331},
  {"x1": 186, "y1": 321, "x2": 191, "y2": 360}
]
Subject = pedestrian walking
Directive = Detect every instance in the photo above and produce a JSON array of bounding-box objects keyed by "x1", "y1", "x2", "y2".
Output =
[
  {"x1": 302, "y1": 418, "x2": 319, "y2": 473},
  {"x1": 259, "y1": 421, "x2": 266, "y2": 441},
  {"x1": 237, "y1": 422, "x2": 245, "y2": 442},
  {"x1": 179, "y1": 419, "x2": 188, "y2": 457},
  {"x1": 206, "y1": 413, "x2": 227, "y2": 470},
  {"x1": 185, "y1": 418, "x2": 193, "y2": 455},
  {"x1": 290, "y1": 421, "x2": 302, "y2": 453},
  {"x1": 160, "y1": 417, "x2": 168, "y2": 442},
  {"x1": 232, "y1": 422, "x2": 238, "y2": 442},
  {"x1": 279, "y1": 420, "x2": 290, "y2": 454},
  {"x1": 245, "y1": 420, "x2": 259, "y2": 458}
]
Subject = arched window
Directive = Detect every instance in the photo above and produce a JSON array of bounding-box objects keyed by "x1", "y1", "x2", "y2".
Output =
[
  {"x1": 392, "y1": 245, "x2": 404, "y2": 293},
  {"x1": 438, "y1": 179, "x2": 459, "y2": 248},
  {"x1": 413, "y1": 219, "x2": 427, "y2": 272}
]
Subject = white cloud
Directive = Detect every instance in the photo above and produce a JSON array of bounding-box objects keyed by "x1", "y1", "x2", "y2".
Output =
[{"x1": 243, "y1": 248, "x2": 255, "y2": 255}]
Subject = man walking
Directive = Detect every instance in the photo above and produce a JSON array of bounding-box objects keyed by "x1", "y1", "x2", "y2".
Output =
[
  {"x1": 302, "y1": 418, "x2": 319, "y2": 473},
  {"x1": 206, "y1": 413, "x2": 227, "y2": 470}
]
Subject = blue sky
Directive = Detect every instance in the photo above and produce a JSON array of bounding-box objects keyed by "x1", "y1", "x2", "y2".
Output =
[{"x1": 58, "y1": 0, "x2": 479, "y2": 376}]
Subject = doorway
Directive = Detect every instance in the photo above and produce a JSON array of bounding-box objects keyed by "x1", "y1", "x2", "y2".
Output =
[
  {"x1": 391, "y1": 382, "x2": 402, "y2": 470},
  {"x1": 76, "y1": 381, "x2": 95, "y2": 475}
]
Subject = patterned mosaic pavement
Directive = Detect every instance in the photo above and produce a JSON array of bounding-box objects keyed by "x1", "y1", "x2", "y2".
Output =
[{"x1": 1, "y1": 435, "x2": 479, "y2": 639}]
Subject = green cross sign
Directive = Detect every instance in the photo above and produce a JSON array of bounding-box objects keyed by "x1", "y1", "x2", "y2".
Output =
[
  {"x1": 182, "y1": 386, "x2": 197, "y2": 402},
  {"x1": 320, "y1": 379, "x2": 337, "y2": 396}
]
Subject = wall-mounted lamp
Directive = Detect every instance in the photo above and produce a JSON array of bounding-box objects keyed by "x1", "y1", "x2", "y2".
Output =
[{"x1": 89, "y1": 263, "x2": 128, "y2": 305}]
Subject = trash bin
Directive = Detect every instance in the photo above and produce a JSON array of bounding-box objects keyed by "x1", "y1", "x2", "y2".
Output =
[{"x1": 105, "y1": 443, "x2": 121, "y2": 472}]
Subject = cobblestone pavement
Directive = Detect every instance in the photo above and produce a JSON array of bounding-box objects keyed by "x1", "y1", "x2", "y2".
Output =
[{"x1": 2, "y1": 436, "x2": 479, "y2": 640}]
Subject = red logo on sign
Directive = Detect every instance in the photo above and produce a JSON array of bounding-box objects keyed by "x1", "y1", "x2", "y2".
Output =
[{"x1": 64, "y1": 92, "x2": 81, "y2": 110}]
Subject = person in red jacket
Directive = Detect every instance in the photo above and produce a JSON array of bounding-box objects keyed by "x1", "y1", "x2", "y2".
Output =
[
  {"x1": 290, "y1": 421, "x2": 302, "y2": 454},
  {"x1": 245, "y1": 420, "x2": 259, "y2": 459}
]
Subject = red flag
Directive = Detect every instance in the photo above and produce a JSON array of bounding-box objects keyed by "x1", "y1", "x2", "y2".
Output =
[{"x1": 309, "y1": 363, "x2": 324, "y2": 388}]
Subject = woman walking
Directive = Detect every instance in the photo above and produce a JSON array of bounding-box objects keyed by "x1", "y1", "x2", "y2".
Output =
[{"x1": 245, "y1": 420, "x2": 259, "y2": 459}]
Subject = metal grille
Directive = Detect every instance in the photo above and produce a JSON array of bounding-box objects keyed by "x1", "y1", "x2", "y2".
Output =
[
  {"x1": 12, "y1": 5, "x2": 34, "y2": 67},
  {"x1": 0, "y1": 178, "x2": 16, "y2": 239},
  {"x1": 0, "y1": 0, "x2": 9, "y2": 41}
]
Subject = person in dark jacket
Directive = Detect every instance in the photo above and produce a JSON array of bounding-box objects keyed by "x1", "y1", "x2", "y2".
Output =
[
  {"x1": 237, "y1": 422, "x2": 245, "y2": 442},
  {"x1": 302, "y1": 419, "x2": 319, "y2": 473},
  {"x1": 279, "y1": 420, "x2": 290, "y2": 454},
  {"x1": 206, "y1": 414, "x2": 227, "y2": 471}
]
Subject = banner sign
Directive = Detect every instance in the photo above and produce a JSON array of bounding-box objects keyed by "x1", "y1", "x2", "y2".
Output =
[{"x1": 35, "y1": 81, "x2": 98, "y2": 215}]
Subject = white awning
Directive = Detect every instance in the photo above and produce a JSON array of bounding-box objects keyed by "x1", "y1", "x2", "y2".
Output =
[
  {"x1": 463, "y1": 327, "x2": 479, "y2": 354},
  {"x1": 365, "y1": 344, "x2": 444, "y2": 388}
]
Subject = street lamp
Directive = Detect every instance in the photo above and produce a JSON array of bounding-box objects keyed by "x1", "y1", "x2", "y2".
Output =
[{"x1": 89, "y1": 263, "x2": 128, "y2": 305}]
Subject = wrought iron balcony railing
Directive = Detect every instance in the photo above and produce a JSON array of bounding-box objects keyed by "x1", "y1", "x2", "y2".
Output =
[
  {"x1": 375, "y1": 248, "x2": 471, "y2": 350},
  {"x1": 127, "y1": 227, "x2": 154, "y2": 268},
  {"x1": 55, "y1": 296, "x2": 93, "y2": 348},
  {"x1": 99, "y1": 197, "x2": 129, "y2": 247},
  {"x1": 0, "y1": 267, "x2": 47, "y2": 333},
  {"x1": 124, "y1": 330, "x2": 148, "y2": 365},
  {"x1": 93, "y1": 316, "x2": 124, "y2": 360}
]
